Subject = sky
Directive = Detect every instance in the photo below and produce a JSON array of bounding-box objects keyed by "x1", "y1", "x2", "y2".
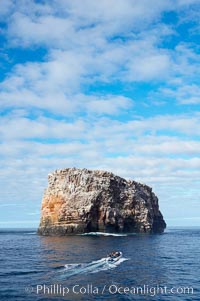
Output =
[{"x1": 0, "y1": 0, "x2": 200, "y2": 228}]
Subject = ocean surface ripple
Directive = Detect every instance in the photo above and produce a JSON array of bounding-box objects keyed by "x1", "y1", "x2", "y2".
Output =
[{"x1": 0, "y1": 228, "x2": 199, "y2": 300}]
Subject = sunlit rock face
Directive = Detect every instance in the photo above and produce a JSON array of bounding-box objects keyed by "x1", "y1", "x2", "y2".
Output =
[{"x1": 38, "y1": 168, "x2": 166, "y2": 236}]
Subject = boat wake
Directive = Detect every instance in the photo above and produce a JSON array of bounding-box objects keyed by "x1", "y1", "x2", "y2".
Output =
[
  {"x1": 78, "y1": 232, "x2": 128, "y2": 237},
  {"x1": 59, "y1": 256, "x2": 128, "y2": 279}
]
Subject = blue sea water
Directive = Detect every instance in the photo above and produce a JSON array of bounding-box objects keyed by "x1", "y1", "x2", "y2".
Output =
[{"x1": 0, "y1": 228, "x2": 199, "y2": 301}]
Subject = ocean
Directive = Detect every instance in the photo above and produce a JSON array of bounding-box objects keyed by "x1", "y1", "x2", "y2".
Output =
[{"x1": 0, "y1": 228, "x2": 199, "y2": 300}]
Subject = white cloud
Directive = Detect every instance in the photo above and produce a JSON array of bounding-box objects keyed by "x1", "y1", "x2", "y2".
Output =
[
  {"x1": 86, "y1": 95, "x2": 133, "y2": 115},
  {"x1": 0, "y1": 0, "x2": 13, "y2": 19},
  {"x1": 177, "y1": 0, "x2": 199, "y2": 5},
  {"x1": 0, "y1": 0, "x2": 180, "y2": 91},
  {"x1": 89, "y1": 114, "x2": 200, "y2": 138},
  {"x1": 2, "y1": 0, "x2": 199, "y2": 118},
  {"x1": 0, "y1": 115, "x2": 87, "y2": 140},
  {"x1": 1, "y1": 112, "x2": 200, "y2": 144},
  {"x1": 1, "y1": 0, "x2": 200, "y2": 227},
  {"x1": 7, "y1": 0, "x2": 173, "y2": 46},
  {"x1": 128, "y1": 53, "x2": 171, "y2": 81},
  {"x1": 9, "y1": 13, "x2": 75, "y2": 48},
  {"x1": 161, "y1": 84, "x2": 200, "y2": 104}
]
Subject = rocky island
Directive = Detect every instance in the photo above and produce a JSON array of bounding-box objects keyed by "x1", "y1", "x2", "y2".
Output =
[{"x1": 38, "y1": 168, "x2": 166, "y2": 235}]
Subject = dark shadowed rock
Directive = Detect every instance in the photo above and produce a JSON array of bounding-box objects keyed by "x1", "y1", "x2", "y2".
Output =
[{"x1": 38, "y1": 168, "x2": 166, "y2": 235}]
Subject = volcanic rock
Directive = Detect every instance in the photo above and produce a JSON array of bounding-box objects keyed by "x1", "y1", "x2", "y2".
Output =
[{"x1": 38, "y1": 168, "x2": 166, "y2": 235}]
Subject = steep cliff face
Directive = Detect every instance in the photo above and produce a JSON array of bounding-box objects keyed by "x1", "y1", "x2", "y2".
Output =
[{"x1": 38, "y1": 168, "x2": 166, "y2": 235}]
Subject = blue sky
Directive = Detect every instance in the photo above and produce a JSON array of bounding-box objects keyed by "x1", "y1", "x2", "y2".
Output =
[{"x1": 0, "y1": 0, "x2": 200, "y2": 228}]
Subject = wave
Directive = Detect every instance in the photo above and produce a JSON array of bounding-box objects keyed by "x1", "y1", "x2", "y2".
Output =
[
  {"x1": 59, "y1": 256, "x2": 128, "y2": 279},
  {"x1": 0, "y1": 230, "x2": 37, "y2": 235},
  {"x1": 1, "y1": 270, "x2": 43, "y2": 277},
  {"x1": 78, "y1": 232, "x2": 128, "y2": 237}
]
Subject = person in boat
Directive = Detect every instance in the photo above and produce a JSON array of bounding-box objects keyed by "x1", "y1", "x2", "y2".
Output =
[{"x1": 108, "y1": 251, "x2": 120, "y2": 258}]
